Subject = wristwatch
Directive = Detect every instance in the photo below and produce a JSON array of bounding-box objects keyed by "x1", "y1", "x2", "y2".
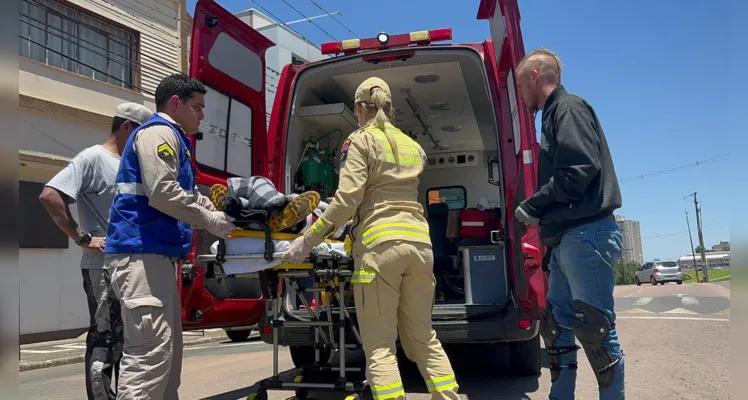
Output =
[{"x1": 75, "y1": 231, "x2": 92, "y2": 246}]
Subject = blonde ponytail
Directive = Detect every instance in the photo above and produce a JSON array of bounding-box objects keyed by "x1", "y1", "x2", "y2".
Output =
[{"x1": 368, "y1": 87, "x2": 399, "y2": 167}]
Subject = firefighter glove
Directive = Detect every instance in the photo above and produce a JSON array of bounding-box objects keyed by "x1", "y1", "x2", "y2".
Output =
[
  {"x1": 282, "y1": 236, "x2": 313, "y2": 265},
  {"x1": 206, "y1": 211, "x2": 238, "y2": 239}
]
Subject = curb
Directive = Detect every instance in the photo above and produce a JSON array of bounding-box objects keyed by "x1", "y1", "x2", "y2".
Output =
[{"x1": 20, "y1": 334, "x2": 227, "y2": 372}]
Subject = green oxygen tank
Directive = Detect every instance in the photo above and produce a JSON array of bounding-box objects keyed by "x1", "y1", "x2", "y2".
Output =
[
  {"x1": 298, "y1": 138, "x2": 325, "y2": 193},
  {"x1": 320, "y1": 147, "x2": 332, "y2": 198}
]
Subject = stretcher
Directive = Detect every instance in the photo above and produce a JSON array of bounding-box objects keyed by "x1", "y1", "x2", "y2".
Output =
[{"x1": 196, "y1": 226, "x2": 368, "y2": 400}]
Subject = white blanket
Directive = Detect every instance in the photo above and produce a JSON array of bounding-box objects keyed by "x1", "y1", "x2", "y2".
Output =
[{"x1": 210, "y1": 238, "x2": 346, "y2": 275}]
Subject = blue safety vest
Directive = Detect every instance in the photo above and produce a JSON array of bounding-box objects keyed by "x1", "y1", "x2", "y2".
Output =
[{"x1": 105, "y1": 114, "x2": 195, "y2": 258}]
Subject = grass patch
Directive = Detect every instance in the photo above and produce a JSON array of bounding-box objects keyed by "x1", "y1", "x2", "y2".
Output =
[{"x1": 683, "y1": 269, "x2": 730, "y2": 283}]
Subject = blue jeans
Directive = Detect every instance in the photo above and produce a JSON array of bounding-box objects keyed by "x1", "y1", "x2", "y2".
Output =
[{"x1": 544, "y1": 216, "x2": 625, "y2": 400}]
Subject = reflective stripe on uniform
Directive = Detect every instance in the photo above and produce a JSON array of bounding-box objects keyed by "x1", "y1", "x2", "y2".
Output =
[
  {"x1": 311, "y1": 218, "x2": 327, "y2": 235},
  {"x1": 361, "y1": 223, "x2": 430, "y2": 246},
  {"x1": 115, "y1": 182, "x2": 145, "y2": 196},
  {"x1": 364, "y1": 127, "x2": 423, "y2": 166},
  {"x1": 425, "y1": 374, "x2": 458, "y2": 393},
  {"x1": 371, "y1": 382, "x2": 405, "y2": 400},
  {"x1": 351, "y1": 270, "x2": 376, "y2": 284}
]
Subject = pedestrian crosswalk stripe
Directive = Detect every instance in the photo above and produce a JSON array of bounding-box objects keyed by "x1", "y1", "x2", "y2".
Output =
[
  {"x1": 681, "y1": 296, "x2": 699, "y2": 306},
  {"x1": 661, "y1": 307, "x2": 700, "y2": 315},
  {"x1": 620, "y1": 308, "x2": 656, "y2": 314},
  {"x1": 633, "y1": 297, "x2": 653, "y2": 306}
]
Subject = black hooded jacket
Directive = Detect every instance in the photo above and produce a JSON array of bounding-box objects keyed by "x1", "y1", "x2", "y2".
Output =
[{"x1": 521, "y1": 85, "x2": 622, "y2": 247}]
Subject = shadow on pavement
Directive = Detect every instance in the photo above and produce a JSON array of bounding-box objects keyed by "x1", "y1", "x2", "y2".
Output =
[{"x1": 202, "y1": 343, "x2": 542, "y2": 400}]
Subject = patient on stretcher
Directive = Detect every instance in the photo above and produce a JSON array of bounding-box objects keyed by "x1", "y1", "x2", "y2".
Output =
[{"x1": 207, "y1": 176, "x2": 352, "y2": 275}]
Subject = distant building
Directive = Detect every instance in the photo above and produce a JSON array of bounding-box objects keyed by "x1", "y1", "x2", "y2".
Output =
[
  {"x1": 712, "y1": 241, "x2": 730, "y2": 252},
  {"x1": 615, "y1": 215, "x2": 644, "y2": 264}
]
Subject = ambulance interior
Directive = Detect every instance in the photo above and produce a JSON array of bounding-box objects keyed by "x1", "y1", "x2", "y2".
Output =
[{"x1": 283, "y1": 47, "x2": 512, "y2": 311}]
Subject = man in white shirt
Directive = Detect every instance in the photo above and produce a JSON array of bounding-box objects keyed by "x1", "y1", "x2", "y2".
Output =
[{"x1": 39, "y1": 102, "x2": 152, "y2": 400}]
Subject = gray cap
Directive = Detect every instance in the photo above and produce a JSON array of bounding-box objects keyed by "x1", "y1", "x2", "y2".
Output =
[{"x1": 114, "y1": 102, "x2": 153, "y2": 125}]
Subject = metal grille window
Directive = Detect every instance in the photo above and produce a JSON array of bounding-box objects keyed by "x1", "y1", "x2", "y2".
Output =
[{"x1": 19, "y1": 0, "x2": 137, "y2": 90}]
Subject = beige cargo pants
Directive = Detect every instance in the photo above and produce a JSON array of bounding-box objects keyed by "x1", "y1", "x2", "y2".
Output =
[
  {"x1": 353, "y1": 241, "x2": 460, "y2": 400},
  {"x1": 105, "y1": 254, "x2": 182, "y2": 400}
]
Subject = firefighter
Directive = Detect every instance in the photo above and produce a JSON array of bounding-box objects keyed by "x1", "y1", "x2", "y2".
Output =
[
  {"x1": 282, "y1": 77, "x2": 459, "y2": 400},
  {"x1": 104, "y1": 73, "x2": 237, "y2": 399}
]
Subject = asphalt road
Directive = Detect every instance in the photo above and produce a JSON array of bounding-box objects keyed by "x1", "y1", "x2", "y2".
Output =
[{"x1": 20, "y1": 282, "x2": 730, "y2": 400}]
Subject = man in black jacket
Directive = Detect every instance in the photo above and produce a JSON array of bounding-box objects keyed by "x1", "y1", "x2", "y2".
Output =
[{"x1": 514, "y1": 48, "x2": 625, "y2": 400}]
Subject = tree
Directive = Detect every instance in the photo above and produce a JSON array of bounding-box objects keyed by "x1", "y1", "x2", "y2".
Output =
[
  {"x1": 614, "y1": 260, "x2": 641, "y2": 286},
  {"x1": 694, "y1": 245, "x2": 704, "y2": 254}
]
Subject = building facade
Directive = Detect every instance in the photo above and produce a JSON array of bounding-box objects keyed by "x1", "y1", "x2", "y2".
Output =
[
  {"x1": 615, "y1": 215, "x2": 644, "y2": 265},
  {"x1": 18, "y1": 0, "x2": 189, "y2": 342}
]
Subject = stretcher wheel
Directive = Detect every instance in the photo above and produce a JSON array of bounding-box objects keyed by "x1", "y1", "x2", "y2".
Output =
[
  {"x1": 247, "y1": 388, "x2": 268, "y2": 400},
  {"x1": 295, "y1": 388, "x2": 309, "y2": 399}
]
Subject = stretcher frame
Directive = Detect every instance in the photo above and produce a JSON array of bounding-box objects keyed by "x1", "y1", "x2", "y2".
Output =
[{"x1": 195, "y1": 225, "x2": 368, "y2": 400}]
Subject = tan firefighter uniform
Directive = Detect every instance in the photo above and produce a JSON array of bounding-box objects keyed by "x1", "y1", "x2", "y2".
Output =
[{"x1": 303, "y1": 78, "x2": 459, "y2": 400}]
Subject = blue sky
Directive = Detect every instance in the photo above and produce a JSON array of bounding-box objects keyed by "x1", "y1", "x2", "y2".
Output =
[{"x1": 187, "y1": 0, "x2": 737, "y2": 261}]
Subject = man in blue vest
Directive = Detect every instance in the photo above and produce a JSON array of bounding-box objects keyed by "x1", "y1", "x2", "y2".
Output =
[{"x1": 104, "y1": 73, "x2": 237, "y2": 400}]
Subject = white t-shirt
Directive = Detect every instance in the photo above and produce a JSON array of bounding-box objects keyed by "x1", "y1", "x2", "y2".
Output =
[{"x1": 45, "y1": 144, "x2": 121, "y2": 269}]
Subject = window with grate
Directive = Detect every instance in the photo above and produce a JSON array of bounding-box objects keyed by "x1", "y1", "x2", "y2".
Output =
[
  {"x1": 19, "y1": 0, "x2": 138, "y2": 90},
  {"x1": 291, "y1": 54, "x2": 306, "y2": 66}
]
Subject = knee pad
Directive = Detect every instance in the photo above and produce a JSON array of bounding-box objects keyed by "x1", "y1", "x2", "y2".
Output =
[
  {"x1": 572, "y1": 300, "x2": 622, "y2": 389},
  {"x1": 540, "y1": 306, "x2": 579, "y2": 383}
]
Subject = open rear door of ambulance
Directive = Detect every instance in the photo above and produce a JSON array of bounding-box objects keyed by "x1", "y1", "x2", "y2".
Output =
[
  {"x1": 478, "y1": 0, "x2": 547, "y2": 320},
  {"x1": 181, "y1": 0, "x2": 275, "y2": 331}
]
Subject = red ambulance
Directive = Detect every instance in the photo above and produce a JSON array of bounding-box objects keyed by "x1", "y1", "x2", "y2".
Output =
[{"x1": 180, "y1": 0, "x2": 548, "y2": 373}]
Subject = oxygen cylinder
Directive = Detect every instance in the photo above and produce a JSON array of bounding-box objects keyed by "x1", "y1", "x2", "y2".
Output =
[{"x1": 298, "y1": 139, "x2": 325, "y2": 193}]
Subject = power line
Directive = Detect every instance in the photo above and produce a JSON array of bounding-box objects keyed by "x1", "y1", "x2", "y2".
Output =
[
  {"x1": 306, "y1": 0, "x2": 359, "y2": 38},
  {"x1": 278, "y1": 0, "x2": 338, "y2": 41},
  {"x1": 643, "y1": 220, "x2": 728, "y2": 239},
  {"x1": 620, "y1": 153, "x2": 729, "y2": 184}
]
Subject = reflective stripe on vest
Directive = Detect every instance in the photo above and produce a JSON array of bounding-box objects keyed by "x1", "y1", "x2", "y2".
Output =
[
  {"x1": 351, "y1": 270, "x2": 376, "y2": 284},
  {"x1": 425, "y1": 374, "x2": 458, "y2": 393},
  {"x1": 371, "y1": 381, "x2": 405, "y2": 400},
  {"x1": 115, "y1": 182, "x2": 194, "y2": 197},
  {"x1": 105, "y1": 114, "x2": 195, "y2": 258},
  {"x1": 361, "y1": 223, "x2": 430, "y2": 246}
]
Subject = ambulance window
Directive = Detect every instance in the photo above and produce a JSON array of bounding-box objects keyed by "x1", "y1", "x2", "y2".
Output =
[
  {"x1": 209, "y1": 32, "x2": 263, "y2": 92},
  {"x1": 196, "y1": 86, "x2": 253, "y2": 177},
  {"x1": 506, "y1": 68, "x2": 522, "y2": 155},
  {"x1": 428, "y1": 186, "x2": 467, "y2": 210}
]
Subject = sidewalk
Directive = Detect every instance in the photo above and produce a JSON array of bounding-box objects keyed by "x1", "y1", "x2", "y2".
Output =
[{"x1": 20, "y1": 328, "x2": 230, "y2": 372}]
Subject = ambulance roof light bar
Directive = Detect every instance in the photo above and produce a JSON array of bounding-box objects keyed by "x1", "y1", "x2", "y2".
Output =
[{"x1": 320, "y1": 28, "x2": 453, "y2": 56}]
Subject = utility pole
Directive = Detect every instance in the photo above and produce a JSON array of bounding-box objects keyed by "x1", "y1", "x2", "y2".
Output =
[
  {"x1": 684, "y1": 209, "x2": 699, "y2": 282},
  {"x1": 687, "y1": 192, "x2": 709, "y2": 282}
]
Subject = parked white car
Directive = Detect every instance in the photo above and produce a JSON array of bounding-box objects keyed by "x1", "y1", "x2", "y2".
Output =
[{"x1": 635, "y1": 261, "x2": 683, "y2": 286}]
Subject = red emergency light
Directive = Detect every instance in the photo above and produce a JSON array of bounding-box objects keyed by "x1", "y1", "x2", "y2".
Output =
[{"x1": 320, "y1": 28, "x2": 453, "y2": 56}]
